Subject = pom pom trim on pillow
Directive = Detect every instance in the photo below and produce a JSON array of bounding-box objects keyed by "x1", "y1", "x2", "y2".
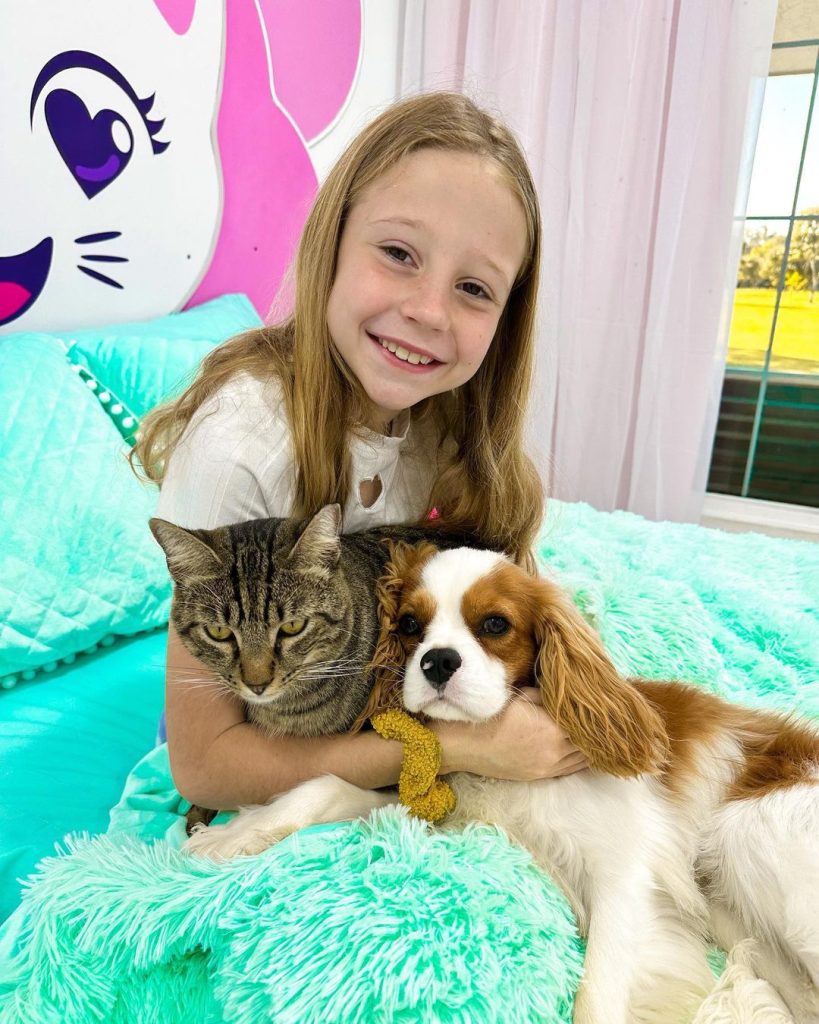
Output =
[
  {"x1": 66, "y1": 352, "x2": 140, "y2": 447},
  {"x1": 0, "y1": 338, "x2": 168, "y2": 693}
]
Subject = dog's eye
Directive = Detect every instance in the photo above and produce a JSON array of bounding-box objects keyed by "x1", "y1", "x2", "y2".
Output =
[
  {"x1": 482, "y1": 616, "x2": 510, "y2": 636},
  {"x1": 398, "y1": 614, "x2": 421, "y2": 636},
  {"x1": 204, "y1": 624, "x2": 233, "y2": 641},
  {"x1": 280, "y1": 618, "x2": 307, "y2": 636}
]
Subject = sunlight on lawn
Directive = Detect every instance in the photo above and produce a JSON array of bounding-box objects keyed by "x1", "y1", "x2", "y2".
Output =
[
  {"x1": 728, "y1": 288, "x2": 819, "y2": 373},
  {"x1": 728, "y1": 286, "x2": 818, "y2": 374}
]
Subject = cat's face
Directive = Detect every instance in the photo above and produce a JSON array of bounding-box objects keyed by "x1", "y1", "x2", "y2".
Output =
[
  {"x1": 1, "y1": 0, "x2": 223, "y2": 332},
  {"x1": 150, "y1": 508, "x2": 363, "y2": 714}
]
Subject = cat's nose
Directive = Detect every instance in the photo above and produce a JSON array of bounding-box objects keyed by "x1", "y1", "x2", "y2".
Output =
[
  {"x1": 246, "y1": 682, "x2": 269, "y2": 696},
  {"x1": 421, "y1": 647, "x2": 462, "y2": 691}
]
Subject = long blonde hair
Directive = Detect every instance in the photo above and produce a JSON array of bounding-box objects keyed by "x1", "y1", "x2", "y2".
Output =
[{"x1": 133, "y1": 92, "x2": 544, "y2": 568}]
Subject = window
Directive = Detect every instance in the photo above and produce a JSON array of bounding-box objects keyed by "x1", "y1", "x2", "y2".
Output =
[{"x1": 707, "y1": 12, "x2": 818, "y2": 509}]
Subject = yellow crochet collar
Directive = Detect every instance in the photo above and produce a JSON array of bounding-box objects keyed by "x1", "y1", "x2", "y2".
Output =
[{"x1": 370, "y1": 709, "x2": 456, "y2": 823}]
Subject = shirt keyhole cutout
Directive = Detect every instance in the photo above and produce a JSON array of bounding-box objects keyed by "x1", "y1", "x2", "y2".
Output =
[{"x1": 359, "y1": 474, "x2": 383, "y2": 508}]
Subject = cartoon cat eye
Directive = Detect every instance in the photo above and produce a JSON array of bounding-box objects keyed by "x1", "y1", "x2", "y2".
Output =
[
  {"x1": 45, "y1": 88, "x2": 135, "y2": 199},
  {"x1": 30, "y1": 49, "x2": 170, "y2": 200},
  {"x1": 279, "y1": 618, "x2": 307, "y2": 637},
  {"x1": 204, "y1": 624, "x2": 233, "y2": 642}
]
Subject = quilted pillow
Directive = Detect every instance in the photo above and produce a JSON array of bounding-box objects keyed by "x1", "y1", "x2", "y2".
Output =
[
  {"x1": 64, "y1": 293, "x2": 262, "y2": 417},
  {"x1": 0, "y1": 335, "x2": 171, "y2": 690}
]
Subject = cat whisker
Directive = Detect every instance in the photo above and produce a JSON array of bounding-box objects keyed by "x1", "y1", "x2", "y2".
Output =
[
  {"x1": 76, "y1": 264, "x2": 123, "y2": 290},
  {"x1": 297, "y1": 658, "x2": 366, "y2": 673},
  {"x1": 295, "y1": 654, "x2": 365, "y2": 669},
  {"x1": 294, "y1": 664, "x2": 369, "y2": 680}
]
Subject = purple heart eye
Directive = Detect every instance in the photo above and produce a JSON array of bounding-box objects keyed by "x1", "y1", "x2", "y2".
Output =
[{"x1": 44, "y1": 89, "x2": 134, "y2": 199}]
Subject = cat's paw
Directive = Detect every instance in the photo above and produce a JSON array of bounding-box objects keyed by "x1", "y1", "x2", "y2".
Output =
[{"x1": 183, "y1": 806, "x2": 298, "y2": 860}]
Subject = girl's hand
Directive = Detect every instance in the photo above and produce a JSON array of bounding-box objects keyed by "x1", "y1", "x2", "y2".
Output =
[{"x1": 434, "y1": 687, "x2": 589, "y2": 780}]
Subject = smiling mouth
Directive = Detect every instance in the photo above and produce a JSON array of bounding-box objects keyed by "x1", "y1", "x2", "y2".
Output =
[
  {"x1": 366, "y1": 332, "x2": 441, "y2": 370},
  {"x1": 0, "y1": 238, "x2": 54, "y2": 327}
]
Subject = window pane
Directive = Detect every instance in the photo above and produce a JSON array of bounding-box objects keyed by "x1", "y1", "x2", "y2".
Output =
[
  {"x1": 706, "y1": 374, "x2": 763, "y2": 497},
  {"x1": 746, "y1": 74, "x2": 814, "y2": 217},
  {"x1": 795, "y1": 61, "x2": 819, "y2": 211},
  {"x1": 729, "y1": 220, "x2": 790, "y2": 368},
  {"x1": 746, "y1": 380, "x2": 819, "y2": 505},
  {"x1": 771, "y1": 246, "x2": 819, "y2": 374}
]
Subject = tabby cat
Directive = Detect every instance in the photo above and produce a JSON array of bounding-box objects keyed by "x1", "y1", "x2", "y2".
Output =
[{"x1": 150, "y1": 505, "x2": 485, "y2": 830}]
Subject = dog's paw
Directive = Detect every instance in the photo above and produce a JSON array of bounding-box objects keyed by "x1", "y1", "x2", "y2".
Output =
[{"x1": 183, "y1": 813, "x2": 297, "y2": 861}]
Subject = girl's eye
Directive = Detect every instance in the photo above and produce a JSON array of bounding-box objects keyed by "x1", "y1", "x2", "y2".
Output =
[
  {"x1": 280, "y1": 618, "x2": 307, "y2": 637},
  {"x1": 460, "y1": 281, "x2": 490, "y2": 300},
  {"x1": 205, "y1": 624, "x2": 233, "y2": 641},
  {"x1": 398, "y1": 614, "x2": 421, "y2": 636},
  {"x1": 482, "y1": 616, "x2": 510, "y2": 636},
  {"x1": 382, "y1": 245, "x2": 413, "y2": 264}
]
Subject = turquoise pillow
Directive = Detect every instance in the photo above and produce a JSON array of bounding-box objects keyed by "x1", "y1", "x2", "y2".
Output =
[
  {"x1": 0, "y1": 335, "x2": 171, "y2": 689},
  {"x1": 64, "y1": 293, "x2": 262, "y2": 417}
]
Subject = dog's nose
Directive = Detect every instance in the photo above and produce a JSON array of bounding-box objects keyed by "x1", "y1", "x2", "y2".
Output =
[{"x1": 421, "y1": 647, "x2": 462, "y2": 690}]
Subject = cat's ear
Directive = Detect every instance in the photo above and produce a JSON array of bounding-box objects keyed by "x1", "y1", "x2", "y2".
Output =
[
  {"x1": 287, "y1": 504, "x2": 342, "y2": 577},
  {"x1": 149, "y1": 519, "x2": 224, "y2": 584}
]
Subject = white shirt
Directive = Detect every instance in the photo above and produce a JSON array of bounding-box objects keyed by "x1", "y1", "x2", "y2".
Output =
[{"x1": 155, "y1": 371, "x2": 443, "y2": 532}]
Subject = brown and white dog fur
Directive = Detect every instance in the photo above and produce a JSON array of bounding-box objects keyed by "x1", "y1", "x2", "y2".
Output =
[{"x1": 185, "y1": 543, "x2": 819, "y2": 1024}]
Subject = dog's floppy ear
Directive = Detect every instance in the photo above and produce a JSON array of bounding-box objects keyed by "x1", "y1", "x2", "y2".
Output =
[
  {"x1": 350, "y1": 540, "x2": 440, "y2": 732},
  {"x1": 532, "y1": 577, "x2": 669, "y2": 776}
]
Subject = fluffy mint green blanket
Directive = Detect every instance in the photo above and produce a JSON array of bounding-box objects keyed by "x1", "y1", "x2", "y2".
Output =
[{"x1": 1, "y1": 501, "x2": 817, "y2": 1024}]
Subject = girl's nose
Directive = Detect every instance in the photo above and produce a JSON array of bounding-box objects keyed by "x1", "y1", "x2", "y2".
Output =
[{"x1": 399, "y1": 277, "x2": 450, "y2": 332}]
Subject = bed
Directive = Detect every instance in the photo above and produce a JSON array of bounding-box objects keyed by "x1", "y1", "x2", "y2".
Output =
[{"x1": 1, "y1": 298, "x2": 817, "y2": 1023}]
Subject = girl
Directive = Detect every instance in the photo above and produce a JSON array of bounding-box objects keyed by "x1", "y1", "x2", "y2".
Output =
[{"x1": 133, "y1": 92, "x2": 588, "y2": 812}]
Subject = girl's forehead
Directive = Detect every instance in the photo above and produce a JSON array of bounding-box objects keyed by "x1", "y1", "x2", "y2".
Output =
[
  {"x1": 360, "y1": 149, "x2": 513, "y2": 206},
  {"x1": 351, "y1": 150, "x2": 528, "y2": 281}
]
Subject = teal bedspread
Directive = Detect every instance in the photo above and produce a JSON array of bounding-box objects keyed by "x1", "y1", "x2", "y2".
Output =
[
  {"x1": 1, "y1": 501, "x2": 817, "y2": 1023},
  {"x1": 0, "y1": 630, "x2": 167, "y2": 920}
]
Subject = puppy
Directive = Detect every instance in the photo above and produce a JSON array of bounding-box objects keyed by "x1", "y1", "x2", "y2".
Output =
[{"x1": 185, "y1": 543, "x2": 819, "y2": 1024}]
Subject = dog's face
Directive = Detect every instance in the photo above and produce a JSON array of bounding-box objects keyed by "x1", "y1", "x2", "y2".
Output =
[
  {"x1": 393, "y1": 547, "x2": 539, "y2": 722},
  {"x1": 368, "y1": 541, "x2": 669, "y2": 777}
]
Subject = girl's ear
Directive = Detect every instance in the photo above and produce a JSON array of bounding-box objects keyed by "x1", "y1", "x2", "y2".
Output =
[
  {"x1": 351, "y1": 540, "x2": 440, "y2": 732},
  {"x1": 532, "y1": 579, "x2": 669, "y2": 777}
]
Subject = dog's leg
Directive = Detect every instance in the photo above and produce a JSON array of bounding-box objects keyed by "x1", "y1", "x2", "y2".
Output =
[
  {"x1": 704, "y1": 789, "x2": 819, "y2": 1023},
  {"x1": 183, "y1": 775, "x2": 397, "y2": 860},
  {"x1": 574, "y1": 867, "x2": 711, "y2": 1024},
  {"x1": 572, "y1": 877, "x2": 646, "y2": 1024},
  {"x1": 708, "y1": 900, "x2": 819, "y2": 1024}
]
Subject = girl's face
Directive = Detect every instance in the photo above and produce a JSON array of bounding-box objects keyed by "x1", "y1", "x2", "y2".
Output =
[{"x1": 326, "y1": 149, "x2": 528, "y2": 431}]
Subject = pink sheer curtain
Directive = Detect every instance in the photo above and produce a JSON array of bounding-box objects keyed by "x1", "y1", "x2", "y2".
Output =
[{"x1": 397, "y1": 0, "x2": 776, "y2": 521}]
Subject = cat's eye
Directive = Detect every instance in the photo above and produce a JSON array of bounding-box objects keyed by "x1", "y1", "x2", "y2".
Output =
[
  {"x1": 398, "y1": 614, "x2": 421, "y2": 636},
  {"x1": 482, "y1": 616, "x2": 510, "y2": 636},
  {"x1": 204, "y1": 624, "x2": 233, "y2": 641},
  {"x1": 279, "y1": 618, "x2": 307, "y2": 637}
]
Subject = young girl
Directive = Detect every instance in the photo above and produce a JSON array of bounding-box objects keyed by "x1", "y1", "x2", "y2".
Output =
[{"x1": 133, "y1": 92, "x2": 588, "y2": 811}]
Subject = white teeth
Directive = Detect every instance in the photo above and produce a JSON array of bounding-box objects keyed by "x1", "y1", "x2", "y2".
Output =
[{"x1": 377, "y1": 337, "x2": 433, "y2": 365}]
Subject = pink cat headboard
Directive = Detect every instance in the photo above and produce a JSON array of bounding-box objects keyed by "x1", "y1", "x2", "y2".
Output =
[
  {"x1": 0, "y1": 0, "x2": 361, "y2": 333},
  {"x1": 185, "y1": 0, "x2": 362, "y2": 319}
]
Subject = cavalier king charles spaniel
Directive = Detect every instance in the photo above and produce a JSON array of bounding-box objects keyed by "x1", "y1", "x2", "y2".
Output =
[{"x1": 185, "y1": 542, "x2": 819, "y2": 1024}]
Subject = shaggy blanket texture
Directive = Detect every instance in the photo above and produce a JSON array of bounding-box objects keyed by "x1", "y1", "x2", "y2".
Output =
[{"x1": 0, "y1": 501, "x2": 817, "y2": 1024}]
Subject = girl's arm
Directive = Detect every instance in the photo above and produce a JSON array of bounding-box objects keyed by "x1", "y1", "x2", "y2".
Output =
[
  {"x1": 166, "y1": 626, "x2": 586, "y2": 810},
  {"x1": 165, "y1": 623, "x2": 406, "y2": 808}
]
